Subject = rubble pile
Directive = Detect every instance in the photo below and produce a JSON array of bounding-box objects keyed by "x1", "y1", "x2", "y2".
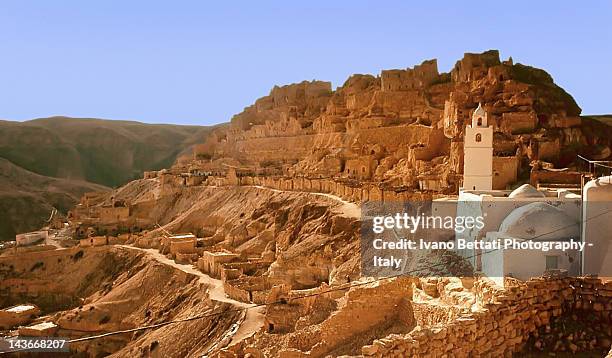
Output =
[
  {"x1": 524, "y1": 312, "x2": 611, "y2": 355},
  {"x1": 362, "y1": 277, "x2": 612, "y2": 357}
]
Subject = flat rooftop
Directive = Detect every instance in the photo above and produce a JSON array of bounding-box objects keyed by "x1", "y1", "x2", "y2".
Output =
[
  {"x1": 5, "y1": 305, "x2": 36, "y2": 313},
  {"x1": 460, "y1": 187, "x2": 580, "y2": 198},
  {"x1": 23, "y1": 322, "x2": 57, "y2": 330},
  {"x1": 203, "y1": 251, "x2": 238, "y2": 257},
  {"x1": 169, "y1": 234, "x2": 196, "y2": 239}
]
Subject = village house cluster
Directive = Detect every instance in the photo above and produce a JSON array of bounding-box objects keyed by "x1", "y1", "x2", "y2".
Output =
[{"x1": 3, "y1": 50, "x2": 611, "y2": 356}]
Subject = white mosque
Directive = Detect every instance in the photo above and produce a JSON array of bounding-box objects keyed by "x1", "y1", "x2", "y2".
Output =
[
  {"x1": 463, "y1": 102, "x2": 493, "y2": 191},
  {"x1": 453, "y1": 104, "x2": 612, "y2": 286}
]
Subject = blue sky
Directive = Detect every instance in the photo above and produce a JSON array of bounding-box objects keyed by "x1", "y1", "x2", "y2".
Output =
[{"x1": 1, "y1": 1, "x2": 610, "y2": 125}]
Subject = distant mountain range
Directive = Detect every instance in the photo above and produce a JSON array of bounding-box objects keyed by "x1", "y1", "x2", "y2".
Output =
[
  {"x1": 0, "y1": 116, "x2": 217, "y2": 240},
  {"x1": 0, "y1": 117, "x2": 215, "y2": 187},
  {"x1": 584, "y1": 115, "x2": 612, "y2": 127},
  {"x1": 0, "y1": 157, "x2": 107, "y2": 240}
]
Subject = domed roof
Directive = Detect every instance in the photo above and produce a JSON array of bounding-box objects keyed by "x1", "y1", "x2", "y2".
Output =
[
  {"x1": 499, "y1": 202, "x2": 579, "y2": 240},
  {"x1": 583, "y1": 175, "x2": 612, "y2": 201},
  {"x1": 584, "y1": 175, "x2": 612, "y2": 190},
  {"x1": 508, "y1": 184, "x2": 546, "y2": 199}
]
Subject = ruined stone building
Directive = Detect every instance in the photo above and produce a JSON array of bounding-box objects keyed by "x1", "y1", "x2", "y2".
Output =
[
  {"x1": 166, "y1": 50, "x2": 605, "y2": 196},
  {"x1": 14, "y1": 50, "x2": 609, "y2": 358}
]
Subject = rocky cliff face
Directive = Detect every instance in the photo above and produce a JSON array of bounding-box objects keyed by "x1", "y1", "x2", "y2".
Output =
[{"x1": 189, "y1": 50, "x2": 600, "y2": 192}]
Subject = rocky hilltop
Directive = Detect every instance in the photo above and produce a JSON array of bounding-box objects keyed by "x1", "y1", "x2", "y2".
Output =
[
  {"x1": 2, "y1": 50, "x2": 611, "y2": 358},
  {"x1": 188, "y1": 50, "x2": 609, "y2": 193}
]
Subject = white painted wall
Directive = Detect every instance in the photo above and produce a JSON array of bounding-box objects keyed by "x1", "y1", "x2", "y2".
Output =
[
  {"x1": 582, "y1": 176, "x2": 612, "y2": 277},
  {"x1": 463, "y1": 125, "x2": 493, "y2": 191},
  {"x1": 457, "y1": 192, "x2": 581, "y2": 273},
  {"x1": 15, "y1": 231, "x2": 48, "y2": 246}
]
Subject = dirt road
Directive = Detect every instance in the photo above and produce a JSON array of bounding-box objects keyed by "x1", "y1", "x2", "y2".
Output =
[
  {"x1": 118, "y1": 245, "x2": 264, "y2": 345},
  {"x1": 252, "y1": 185, "x2": 361, "y2": 219}
]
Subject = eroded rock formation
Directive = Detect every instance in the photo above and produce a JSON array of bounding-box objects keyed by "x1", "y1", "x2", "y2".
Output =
[
  {"x1": 4, "y1": 50, "x2": 610, "y2": 358},
  {"x1": 185, "y1": 50, "x2": 598, "y2": 193}
]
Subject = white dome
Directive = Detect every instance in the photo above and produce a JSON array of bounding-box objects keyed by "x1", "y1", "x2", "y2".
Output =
[
  {"x1": 499, "y1": 202, "x2": 579, "y2": 240},
  {"x1": 508, "y1": 184, "x2": 546, "y2": 199},
  {"x1": 583, "y1": 175, "x2": 612, "y2": 201},
  {"x1": 471, "y1": 102, "x2": 489, "y2": 128}
]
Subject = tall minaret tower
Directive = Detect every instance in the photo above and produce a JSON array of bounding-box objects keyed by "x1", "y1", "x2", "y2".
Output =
[{"x1": 463, "y1": 103, "x2": 493, "y2": 191}]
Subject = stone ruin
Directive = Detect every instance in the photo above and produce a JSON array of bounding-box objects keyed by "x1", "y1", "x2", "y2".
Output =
[
  {"x1": 63, "y1": 179, "x2": 608, "y2": 357},
  {"x1": 362, "y1": 276, "x2": 612, "y2": 357},
  {"x1": 168, "y1": 49, "x2": 610, "y2": 195},
  {"x1": 7, "y1": 50, "x2": 610, "y2": 357},
  {"x1": 68, "y1": 192, "x2": 153, "y2": 239},
  {"x1": 219, "y1": 275, "x2": 612, "y2": 357}
]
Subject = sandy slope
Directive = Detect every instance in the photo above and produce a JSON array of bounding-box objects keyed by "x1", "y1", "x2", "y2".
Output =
[{"x1": 118, "y1": 245, "x2": 265, "y2": 346}]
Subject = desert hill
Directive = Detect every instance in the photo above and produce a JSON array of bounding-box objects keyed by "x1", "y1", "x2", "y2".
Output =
[
  {"x1": 0, "y1": 117, "x2": 220, "y2": 239},
  {"x1": 0, "y1": 157, "x2": 109, "y2": 240},
  {"x1": 2, "y1": 50, "x2": 611, "y2": 357},
  {"x1": 583, "y1": 114, "x2": 612, "y2": 127},
  {"x1": 0, "y1": 116, "x2": 216, "y2": 188},
  {"x1": 186, "y1": 50, "x2": 610, "y2": 193}
]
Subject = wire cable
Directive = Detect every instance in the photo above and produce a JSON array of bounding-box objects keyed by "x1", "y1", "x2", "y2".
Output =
[
  {"x1": 3, "y1": 205, "x2": 611, "y2": 353},
  {"x1": 66, "y1": 206, "x2": 612, "y2": 343}
]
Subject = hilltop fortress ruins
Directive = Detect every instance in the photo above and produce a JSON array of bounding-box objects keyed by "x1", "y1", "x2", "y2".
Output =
[
  {"x1": 2, "y1": 50, "x2": 612, "y2": 357},
  {"x1": 161, "y1": 49, "x2": 605, "y2": 195}
]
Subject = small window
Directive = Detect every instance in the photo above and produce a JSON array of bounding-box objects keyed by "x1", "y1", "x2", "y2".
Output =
[
  {"x1": 545, "y1": 256, "x2": 558, "y2": 270},
  {"x1": 477, "y1": 118, "x2": 483, "y2": 126},
  {"x1": 475, "y1": 133, "x2": 482, "y2": 142}
]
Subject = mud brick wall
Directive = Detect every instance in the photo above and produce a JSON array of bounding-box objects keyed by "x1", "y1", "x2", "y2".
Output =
[
  {"x1": 223, "y1": 282, "x2": 251, "y2": 303},
  {"x1": 239, "y1": 176, "x2": 432, "y2": 204}
]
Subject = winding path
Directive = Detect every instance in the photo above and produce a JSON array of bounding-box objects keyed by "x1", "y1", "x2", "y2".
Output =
[
  {"x1": 251, "y1": 185, "x2": 361, "y2": 219},
  {"x1": 117, "y1": 245, "x2": 264, "y2": 345},
  {"x1": 112, "y1": 185, "x2": 358, "y2": 347}
]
